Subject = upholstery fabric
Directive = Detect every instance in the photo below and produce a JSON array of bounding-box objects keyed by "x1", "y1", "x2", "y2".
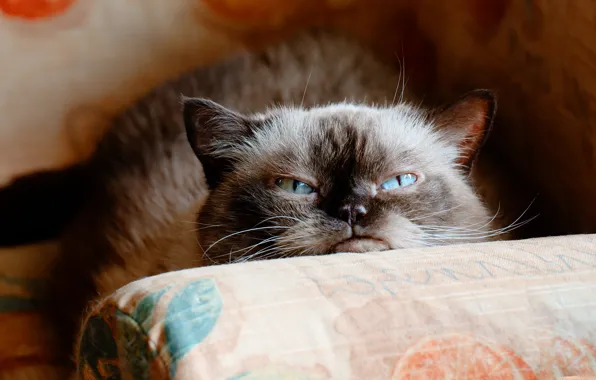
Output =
[{"x1": 77, "y1": 235, "x2": 596, "y2": 379}]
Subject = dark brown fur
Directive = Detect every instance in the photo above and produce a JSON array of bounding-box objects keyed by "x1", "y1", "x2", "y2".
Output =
[
  {"x1": 188, "y1": 95, "x2": 496, "y2": 264},
  {"x1": 47, "y1": 31, "x2": 501, "y2": 368}
]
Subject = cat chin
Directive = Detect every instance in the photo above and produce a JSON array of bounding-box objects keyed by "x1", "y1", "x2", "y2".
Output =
[{"x1": 332, "y1": 238, "x2": 390, "y2": 253}]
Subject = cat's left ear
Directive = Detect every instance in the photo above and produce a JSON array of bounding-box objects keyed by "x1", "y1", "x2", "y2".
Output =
[
  {"x1": 433, "y1": 89, "x2": 497, "y2": 172},
  {"x1": 182, "y1": 97, "x2": 257, "y2": 189}
]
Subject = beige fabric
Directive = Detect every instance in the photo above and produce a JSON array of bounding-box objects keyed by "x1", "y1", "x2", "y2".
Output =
[
  {"x1": 78, "y1": 234, "x2": 596, "y2": 378},
  {"x1": 0, "y1": 0, "x2": 241, "y2": 185}
]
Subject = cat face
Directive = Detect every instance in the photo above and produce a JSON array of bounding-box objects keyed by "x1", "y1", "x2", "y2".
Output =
[{"x1": 184, "y1": 91, "x2": 497, "y2": 264}]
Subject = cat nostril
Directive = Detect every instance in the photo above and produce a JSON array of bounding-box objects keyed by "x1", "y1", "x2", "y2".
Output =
[
  {"x1": 353, "y1": 205, "x2": 367, "y2": 221},
  {"x1": 338, "y1": 204, "x2": 367, "y2": 226},
  {"x1": 338, "y1": 205, "x2": 352, "y2": 225}
]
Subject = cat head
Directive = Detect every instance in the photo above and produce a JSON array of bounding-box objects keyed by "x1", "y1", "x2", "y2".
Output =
[{"x1": 183, "y1": 91, "x2": 497, "y2": 264}]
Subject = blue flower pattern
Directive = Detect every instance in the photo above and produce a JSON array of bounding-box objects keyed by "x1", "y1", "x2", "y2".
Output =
[
  {"x1": 164, "y1": 279, "x2": 223, "y2": 377},
  {"x1": 78, "y1": 278, "x2": 223, "y2": 379}
]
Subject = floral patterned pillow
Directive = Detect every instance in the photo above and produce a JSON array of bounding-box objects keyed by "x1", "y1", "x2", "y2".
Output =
[{"x1": 77, "y1": 235, "x2": 596, "y2": 379}]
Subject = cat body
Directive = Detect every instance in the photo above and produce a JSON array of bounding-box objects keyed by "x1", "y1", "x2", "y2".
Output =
[{"x1": 49, "y1": 30, "x2": 500, "y2": 364}]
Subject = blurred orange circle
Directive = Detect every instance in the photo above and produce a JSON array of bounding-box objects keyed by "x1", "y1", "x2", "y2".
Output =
[{"x1": 0, "y1": 0, "x2": 77, "y2": 20}]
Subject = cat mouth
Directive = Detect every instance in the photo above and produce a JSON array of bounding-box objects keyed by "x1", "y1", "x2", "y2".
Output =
[{"x1": 332, "y1": 237, "x2": 390, "y2": 253}]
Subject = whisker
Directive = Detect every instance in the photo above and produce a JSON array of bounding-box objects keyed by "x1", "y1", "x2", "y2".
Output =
[
  {"x1": 419, "y1": 205, "x2": 502, "y2": 235},
  {"x1": 253, "y1": 215, "x2": 304, "y2": 227},
  {"x1": 391, "y1": 76, "x2": 400, "y2": 105},
  {"x1": 203, "y1": 226, "x2": 291, "y2": 255},
  {"x1": 420, "y1": 215, "x2": 538, "y2": 241},
  {"x1": 238, "y1": 244, "x2": 286, "y2": 262},
  {"x1": 258, "y1": 235, "x2": 317, "y2": 258},
  {"x1": 233, "y1": 233, "x2": 315, "y2": 262},
  {"x1": 409, "y1": 204, "x2": 464, "y2": 222},
  {"x1": 300, "y1": 68, "x2": 313, "y2": 108},
  {"x1": 215, "y1": 235, "x2": 282, "y2": 260}
]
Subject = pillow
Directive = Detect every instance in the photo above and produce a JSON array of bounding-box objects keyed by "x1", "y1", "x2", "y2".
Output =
[{"x1": 77, "y1": 235, "x2": 596, "y2": 379}]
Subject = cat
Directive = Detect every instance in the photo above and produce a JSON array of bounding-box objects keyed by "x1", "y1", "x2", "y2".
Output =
[{"x1": 48, "y1": 30, "x2": 505, "y2": 366}]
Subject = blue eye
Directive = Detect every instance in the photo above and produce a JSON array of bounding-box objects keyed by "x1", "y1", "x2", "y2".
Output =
[
  {"x1": 275, "y1": 178, "x2": 315, "y2": 195},
  {"x1": 380, "y1": 173, "x2": 418, "y2": 190}
]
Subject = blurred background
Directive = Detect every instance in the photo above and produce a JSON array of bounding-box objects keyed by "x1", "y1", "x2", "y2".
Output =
[{"x1": 2, "y1": 0, "x2": 594, "y2": 244}]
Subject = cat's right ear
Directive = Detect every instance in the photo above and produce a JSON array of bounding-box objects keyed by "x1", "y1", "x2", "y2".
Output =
[
  {"x1": 433, "y1": 90, "x2": 497, "y2": 173},
  {"x1": 182, "y1": 97, "x2": 256, "y2": 189}
]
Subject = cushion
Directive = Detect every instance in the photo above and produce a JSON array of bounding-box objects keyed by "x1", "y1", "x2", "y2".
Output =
[{"x1": 77, "y1": 234, "x2": 596, "y2": 379}]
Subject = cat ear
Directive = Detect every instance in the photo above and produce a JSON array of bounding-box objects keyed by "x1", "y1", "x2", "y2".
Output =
[
  {"x1": 182, "y1": 97, "x2": 256, "y2": 188},
  {"x1": 433, "y1": 89, "x2": 497, "y2": 171}
]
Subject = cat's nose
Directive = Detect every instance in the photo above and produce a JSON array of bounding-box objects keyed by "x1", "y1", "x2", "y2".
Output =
[{"x1": 338, "y1": 204, "x2": 367, "y2": 226}]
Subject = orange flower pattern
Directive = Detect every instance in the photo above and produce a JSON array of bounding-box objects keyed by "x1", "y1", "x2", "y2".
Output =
[{"x1": 392, "y1": 333, "x2": 536, "y2": 380}]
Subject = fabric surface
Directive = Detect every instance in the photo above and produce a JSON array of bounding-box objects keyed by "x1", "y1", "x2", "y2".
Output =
[
  {"x1": 77, "y1": 234, "x2": 596, "y2": 379},
  {"x1": 0, "y1": 0, "x2": 380, "y2": 186},
  {"x1": 0, "y1": 0, "x2": 240, "y2": 185},
  {"x1": 0, "y1": 242, "x2": 69, "y2": 380}
]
